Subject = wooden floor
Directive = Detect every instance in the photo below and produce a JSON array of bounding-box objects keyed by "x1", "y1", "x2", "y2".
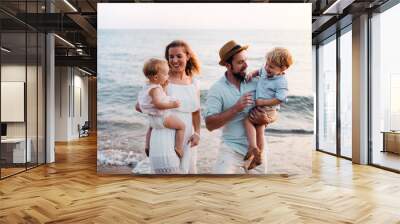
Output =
[
  {"x1": 0, "y1": 167, "x2": 26, "y2": 178},
  {"x1": 373, "y1": 151, "x2": 400, "y2": 171},
  {"x1": 1, "y1": 135, "x2": 400, "y2": 223}
]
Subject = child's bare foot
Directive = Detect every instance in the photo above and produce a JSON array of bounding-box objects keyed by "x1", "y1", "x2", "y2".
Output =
[
  {"x1": 175, "y1": 147, "x2": 184, "y2": 159},
  {"x1": 243, "y1": 155, "x2": 254, "y2": 171},
  {"x1": 244, "y1": 146, "x2": 258, "y2": 170},
  {"x1": 248, "y1": 148, "x2": 262, "y2": 170}
]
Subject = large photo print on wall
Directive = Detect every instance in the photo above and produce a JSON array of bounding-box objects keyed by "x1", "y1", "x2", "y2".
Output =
[{"x1": 97, "y1": 3, "x2": 313, "y2": 175}]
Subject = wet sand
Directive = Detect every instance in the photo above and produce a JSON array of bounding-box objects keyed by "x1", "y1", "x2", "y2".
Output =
[{"x1": 98, "y1": 126, "x2": 312, "y2": 175}]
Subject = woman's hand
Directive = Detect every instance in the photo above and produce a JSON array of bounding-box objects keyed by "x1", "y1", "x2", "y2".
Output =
[
  {"x1": 188, "y1": 132, "x2": 200, "y2": 147},
  {"x1": 135, "y1": 102, "x2": 142, "y2": 113},
  {"x1": 171, "y1": 100, "x2": 181, "y2": 109}
]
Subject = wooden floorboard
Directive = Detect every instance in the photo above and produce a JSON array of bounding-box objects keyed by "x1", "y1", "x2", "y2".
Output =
[{"x1": 1, "y1": 134, "x2": 400, "y2": 223}]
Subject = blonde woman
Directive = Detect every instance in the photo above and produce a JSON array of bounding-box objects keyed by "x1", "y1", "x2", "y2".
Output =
[{"x1": 143, "y1": 40, "x2": 201, "y2": 174}]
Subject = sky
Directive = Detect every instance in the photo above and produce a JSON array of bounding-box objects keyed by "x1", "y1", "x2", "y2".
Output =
[{"x1": 98, "y1": 3, "x2": 311, "y2": 30}]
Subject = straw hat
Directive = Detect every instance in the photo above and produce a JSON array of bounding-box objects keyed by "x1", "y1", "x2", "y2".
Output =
[{"x1": 219, "y1": 40, "x2": 249, "y2": 66}]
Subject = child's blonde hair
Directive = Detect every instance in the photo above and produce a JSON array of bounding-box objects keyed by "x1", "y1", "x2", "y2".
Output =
[
  {"x1": 266, "y1": 47, "x2": 293, "y2": 69},
  {"x1": 143, "y1": 58, "x2": 168, "y2": 78}
]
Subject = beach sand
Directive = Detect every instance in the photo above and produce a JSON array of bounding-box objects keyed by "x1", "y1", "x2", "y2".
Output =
[{"x1": 98, "y1": 125, "x2": 313, "y2": 175}]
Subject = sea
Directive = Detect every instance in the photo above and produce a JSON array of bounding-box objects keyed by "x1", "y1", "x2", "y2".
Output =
[{"x1": 97, "y1": 29, "x2": 314, "y2": 171}]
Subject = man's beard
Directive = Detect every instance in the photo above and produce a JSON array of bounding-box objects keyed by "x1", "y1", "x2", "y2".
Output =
[{"x1": 232, "y1": 70, "x2": 246, "y2": 82}]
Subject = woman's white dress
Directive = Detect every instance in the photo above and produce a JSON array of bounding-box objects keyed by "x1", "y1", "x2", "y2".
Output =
[{"x1": 149, "y1": 79, "x2": 200, "y2": 174}]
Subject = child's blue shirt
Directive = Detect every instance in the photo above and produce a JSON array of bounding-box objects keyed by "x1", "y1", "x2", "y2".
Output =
[{"x1": 255, "y1": 67, "x2": 288, "y2": 110}]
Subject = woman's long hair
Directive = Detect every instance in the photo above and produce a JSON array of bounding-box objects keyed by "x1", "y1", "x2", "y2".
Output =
[{"x1": 165, "y1": 40, "x2": 201, "y2": 77}]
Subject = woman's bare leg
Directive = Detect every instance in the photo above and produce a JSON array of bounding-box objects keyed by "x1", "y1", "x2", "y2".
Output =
[{"x1": 163, "y1": 115, "x2": 185, "y2": 158}]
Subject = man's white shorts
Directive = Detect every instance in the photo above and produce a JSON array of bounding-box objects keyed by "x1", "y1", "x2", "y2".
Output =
[{"x1": 213, "y1": 143, "x2": 267, "y2": 174}]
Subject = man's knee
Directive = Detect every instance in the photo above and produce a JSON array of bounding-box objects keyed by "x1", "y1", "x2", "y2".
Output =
[{"x1": 213, "y1": 145, "x2": 246, "y2": 174}]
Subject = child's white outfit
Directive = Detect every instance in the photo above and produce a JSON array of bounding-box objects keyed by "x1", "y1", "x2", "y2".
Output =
[{"x1": 137, "y1": 83, "x2": 172, "y2": 129}]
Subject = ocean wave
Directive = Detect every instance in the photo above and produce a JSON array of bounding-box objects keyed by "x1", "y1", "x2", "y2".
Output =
[
  {"x1": 200, "y1": 90, "x2": 313, "y2": 116},
  {"x1": 282, "y1": 95, "x2": 313, "y2": 109},
  {"x1": 98, "y1": 120, "x2": 145, "y2": 131},
  {"x1": 267, "y1": 128, "x2": 313, "y2": 135}
]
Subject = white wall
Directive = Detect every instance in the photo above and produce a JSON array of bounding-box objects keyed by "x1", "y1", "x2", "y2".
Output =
[
  {"x1": 74, "y1": 73, "x2": 89, "y2": 135},
  {"x1": 312, "y1": 45, "x2": 317, "y2": 149},
  {"x1": 352, "y1": 14, "x2": 369, "y2": 164},
  {"x1": 1, "y1": 82, "x2": 25, "y2": 122},
  {"x1": 1, "y1": 65, "x2": 41, "y2": 138},
  {"x1": 46, "y1": 32, "x2": 55, "y2": 163},
  {"x1": 55, "y1": 67, "x2": 89, "y2": 141},
  {"x1": 1, "y1": 63, "x2": 46, "y2": 164},
  {"x1": 371, "y1": 13, "x2": 383, "y2": 156},
  {"x1": 1, "y1": 65, "x2": 26, "y2": 139},
  {"x1": 55, "y1": 66, "x2": 69, "y2": 141}
]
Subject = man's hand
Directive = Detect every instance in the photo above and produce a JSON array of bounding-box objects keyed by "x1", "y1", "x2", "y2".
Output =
[
  {"x1": 234, "y1": 92, "x2": 253, "y2": 112},
  {"x1": 204, "y1": 92, "x2": 253, "y2": 132},
  {"x1": 248, "y1": 107, "x2": 277, "y2": 125}
]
